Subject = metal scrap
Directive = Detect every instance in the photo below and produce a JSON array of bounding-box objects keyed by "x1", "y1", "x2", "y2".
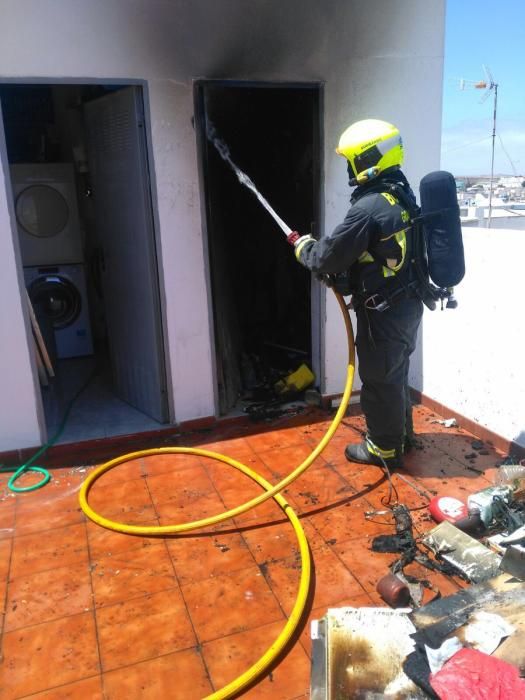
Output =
[{"x1": 422, "y1": 521, "x2": 502, "y2": 583}]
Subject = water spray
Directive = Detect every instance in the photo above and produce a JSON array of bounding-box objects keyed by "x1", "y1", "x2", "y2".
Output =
[{"x1": 206, "y1": 121, "x2": 293, "y2": 236}]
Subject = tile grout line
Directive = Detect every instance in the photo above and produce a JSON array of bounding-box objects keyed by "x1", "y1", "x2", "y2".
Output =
[
  {"x1": 16, "y1": 673, "x2": 103, "y2": 699},
  {"x1": 4, "y1": 579, "x2": 192, "y2": 636},
  {"x1": 249, "y1": 437, "x2": 376, "y2": 658},
  {"x1": 196, "y1": 446, "x2": 289, "y2": 692},
  {"x1": 0, "y1": 610, "x2": 107, "y2": 698},
  {"x1": 0, "y1": 534, "x2": 14, "y2": 656},
  {"x1": 2, "y1": 522, "x2": 102, "y2": 697},
  {"x1": 7, "y1": 522, "x2": 91, "y2": 582},
  {"x1": 83, "y1": 479, "x2": 111, "y2": 700},
  {"x1": 234, "y1": 440, "x2": 357, "y2": 659},
  {"x1": 190, "y1": 446, "x2": 304, "y2": 690},
  {"x1": 201, "y1": 441, "x2": 312, "y2": 609},
  {"x1": 0, "y1": 489, "x2": 19, "y2": 662},
  {"x1": 280, "y1": 435, "x2": 394, "y2": 609},
  {"x1": 1, "y1": 486, "x2": 97, "y2": 651},
  {"x1": 11, "y1": 484, "x2": 87, "y2": 539},
  {"x1": 142, "y1": 458, "x2": 216, "y2": 695},
  {"x1": 420, "y1": 435, "x2": 498, "y2": 473},
  {"x1": 75, "y1": 616, "x2": 299, "y2": 689},
  {"x1": 90, "y1": 455, "x2": 189, "y2": 695}
]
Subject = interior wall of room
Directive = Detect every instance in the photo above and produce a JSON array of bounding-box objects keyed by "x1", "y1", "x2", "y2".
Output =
[{"x1": 0, "y1": 0, "x2": 445, "y2": 450}]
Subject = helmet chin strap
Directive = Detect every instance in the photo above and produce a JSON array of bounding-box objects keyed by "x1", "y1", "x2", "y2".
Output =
[{"x1": 348, "y1": 165, "x2": 381, "y2": 187}]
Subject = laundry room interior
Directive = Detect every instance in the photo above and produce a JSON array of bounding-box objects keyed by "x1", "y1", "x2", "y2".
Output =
[{"x1": 0, "y1": 83, "x2": 169, "y2": 445}]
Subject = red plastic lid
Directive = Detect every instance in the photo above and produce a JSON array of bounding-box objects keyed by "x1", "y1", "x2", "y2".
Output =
[{"x1": 429, "y1": 495, "x2": 468, "y2": 523}]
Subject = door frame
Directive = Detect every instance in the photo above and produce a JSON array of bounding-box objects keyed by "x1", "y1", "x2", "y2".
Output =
[
  {"x1": 0, "y1": 77, "x2": 173, "y2": 441},
  {"x1": 193, "y1": 79, "x2": 325, "y2": 416}
]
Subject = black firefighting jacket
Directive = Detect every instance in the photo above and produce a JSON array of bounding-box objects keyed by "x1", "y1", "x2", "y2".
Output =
[{"x1": 298, "y1": 167, "x2": 418, "y2": 297}]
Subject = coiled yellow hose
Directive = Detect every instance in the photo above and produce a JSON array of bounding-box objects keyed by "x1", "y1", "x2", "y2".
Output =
[{"x1": 79, "y1": 291, "x2": 355, "y2": 699}]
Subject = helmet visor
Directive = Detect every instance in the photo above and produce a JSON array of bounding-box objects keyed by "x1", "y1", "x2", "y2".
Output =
[
  {"x1": 353, "y1": 134, "x2": 401, "y2": 174},
  {"x1": 353, "y1": 145, "x2": 382, "y2": 174}
]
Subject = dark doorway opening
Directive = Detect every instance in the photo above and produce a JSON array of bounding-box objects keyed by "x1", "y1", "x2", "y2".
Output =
[{"x1": 196, "y1": 82, "x2": 321, "y2": 416}]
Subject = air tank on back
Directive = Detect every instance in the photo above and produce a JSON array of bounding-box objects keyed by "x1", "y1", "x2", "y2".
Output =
[{"x1": 419, "y1": 170, "x2": 465, "y2": 289}]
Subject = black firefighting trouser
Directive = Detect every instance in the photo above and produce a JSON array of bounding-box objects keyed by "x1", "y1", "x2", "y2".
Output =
[{"x1": 355, "y1": 296, "x2": 423, "y2": 451}]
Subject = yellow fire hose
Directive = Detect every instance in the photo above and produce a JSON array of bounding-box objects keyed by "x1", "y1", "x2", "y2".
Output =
[{"x1": 79, "y1": 291, "x2": 355, "y2": 699}]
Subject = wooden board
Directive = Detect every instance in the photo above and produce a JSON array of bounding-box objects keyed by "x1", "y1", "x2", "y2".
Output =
[
  {"x1": 33, "y1": 340, "x2": 49, "y2": 386},
  {"x1": 26, "y1": 290, "x2": 54, "y2": 380}
]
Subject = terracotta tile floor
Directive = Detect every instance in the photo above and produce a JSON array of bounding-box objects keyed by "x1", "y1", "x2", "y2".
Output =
[{"x1": 0, "y1": 404, "x2": 505, "y2": 699}]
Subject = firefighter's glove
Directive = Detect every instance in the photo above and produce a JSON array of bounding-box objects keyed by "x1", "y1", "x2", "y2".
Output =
[
  {"x1": 286, "y1": 231, "x2": 315, "y2": 264},
  {"x1": 317, "y1": 273, "x2": 334, "y2": 288}
]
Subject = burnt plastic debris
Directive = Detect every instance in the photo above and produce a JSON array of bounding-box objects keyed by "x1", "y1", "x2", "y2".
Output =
[
  {"x1": 372, "y1": 504, "x2": 414, "y2": 553},
  {"x1": 372, "y1": 503, "x2": 464, "y2": 585},
  {"x1": 245, "y1": 396, "x2": 305, "y2": 422},
  {"x1": 403, "y1": 651, "x2": 438, "y2": 699},
  {"x1": 372, "y1": 531, "x2": 413, "y2": 553}
]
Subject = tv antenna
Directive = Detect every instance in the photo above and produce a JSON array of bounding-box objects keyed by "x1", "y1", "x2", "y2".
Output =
[{"x1": 459, "y1": 65, "x2": 498, "y2": 227}]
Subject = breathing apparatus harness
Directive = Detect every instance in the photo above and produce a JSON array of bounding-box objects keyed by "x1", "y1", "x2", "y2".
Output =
[
  {"x1": 373, "y1": 182, "x2": 457, "y2": 312},
  {"x1": 327, "y1": 169, "x2": 465, "y2": 313}
]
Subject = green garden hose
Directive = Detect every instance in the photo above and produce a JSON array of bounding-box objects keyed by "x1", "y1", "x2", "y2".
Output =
[{"x1": 0, "y1": 367, "x2": 97, "y2": 492}]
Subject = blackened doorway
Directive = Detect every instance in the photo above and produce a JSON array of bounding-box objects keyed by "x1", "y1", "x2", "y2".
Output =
[{"x1": 195, "y1": 82, "x2": 322, "y2": 415}]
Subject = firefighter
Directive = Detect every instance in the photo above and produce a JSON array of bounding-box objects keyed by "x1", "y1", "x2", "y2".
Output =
[{"x1": 289, "y1": 119, "x2": 423, "y2": 469}]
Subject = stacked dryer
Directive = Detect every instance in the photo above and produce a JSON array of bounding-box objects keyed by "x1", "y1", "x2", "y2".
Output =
[{"x1": 11, "y1": 163, "x2": 93, "y2": 358}]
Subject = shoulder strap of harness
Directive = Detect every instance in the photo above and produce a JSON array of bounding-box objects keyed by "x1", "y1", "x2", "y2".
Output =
[
  {"x1": 358, "y1": 184, "x2": 416, "y2": 276},
  {"x1": 383, "y1": 184, "x2": 448, "y2": 310}
]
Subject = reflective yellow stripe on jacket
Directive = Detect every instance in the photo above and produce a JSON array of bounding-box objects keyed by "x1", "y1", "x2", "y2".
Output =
[{"x1": 359, "y1": 227, "x2": 409, "y2": 278}]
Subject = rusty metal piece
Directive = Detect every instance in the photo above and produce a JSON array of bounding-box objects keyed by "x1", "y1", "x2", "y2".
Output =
[{"x1": 377, "y1": 573, "x2": 411, "y2": 608}]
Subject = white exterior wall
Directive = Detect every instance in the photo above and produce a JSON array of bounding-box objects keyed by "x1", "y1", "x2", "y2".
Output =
[
  {"x1": 409, "y1": 228, "x2": 525, "y2": 449},
  {"x1": 0, "y1": 0, "x2": 445, "y2": 451}
]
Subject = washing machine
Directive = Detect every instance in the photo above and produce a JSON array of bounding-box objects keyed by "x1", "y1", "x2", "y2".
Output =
[
  {"x1": 10, "y1": 163, "x2": 83, "y2": 266},
  {"x1": 24, "y1": 264, "x2": 94, "y2": 359}
]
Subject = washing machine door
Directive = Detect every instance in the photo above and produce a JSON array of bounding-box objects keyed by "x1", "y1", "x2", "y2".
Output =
[
  {"x1": 15, "y1": 185, "x2": 70, "y2": 238},
  {"x1": 27, "y1": 275, "x2": 81, "y2": 330},
  {"x1": 10, "y1": 163, "x2": 84, "y2": 266}
]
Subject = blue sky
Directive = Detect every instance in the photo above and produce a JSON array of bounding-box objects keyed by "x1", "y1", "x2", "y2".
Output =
[{"x1": 441, "y1": 0, "x2": 525, "y2": 176}]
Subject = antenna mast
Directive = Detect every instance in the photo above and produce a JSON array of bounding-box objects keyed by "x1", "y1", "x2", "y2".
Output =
[
  {"x1": 481, "y1": 66, "x2": 498, "y2": 227},
  {"x1": 458, "y1": 65, "x2": 499, "y2": 227}
]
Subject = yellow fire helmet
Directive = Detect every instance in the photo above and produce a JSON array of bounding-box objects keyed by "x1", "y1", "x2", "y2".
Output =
[{"x1": 336, "y1": 119, "x2": 403, "y2": 183}]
